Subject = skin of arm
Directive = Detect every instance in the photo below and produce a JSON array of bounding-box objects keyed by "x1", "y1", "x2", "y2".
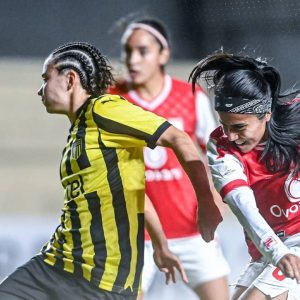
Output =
[
  {"x1": 144, "y1": 194, "x2": 188, "y2": 284},
  {"x1": 156, "y1": 125, "x2": 222, "y2": 242}
]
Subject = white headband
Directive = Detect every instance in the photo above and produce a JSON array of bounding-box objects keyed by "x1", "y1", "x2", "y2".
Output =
[{"x1": 121, "y1": 23, "x2": 169, "y2": 49}]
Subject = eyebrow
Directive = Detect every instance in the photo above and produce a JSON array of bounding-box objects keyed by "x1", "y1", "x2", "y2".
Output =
[{"x1": 219, "y1": 120, "x2": 246, "y2": 127}]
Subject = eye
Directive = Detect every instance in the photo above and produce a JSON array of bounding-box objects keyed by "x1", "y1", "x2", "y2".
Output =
[
  {"x1": 124, "y1": 46, "x2": 132, "y2": 56},
  {"x1": 235, "y1": 125, "x2": 246, "y2": 131},
  {"x1": 42, "y1": 75, "x2": 48, "y2": 83},
  {"x1": 139, "y1": 47, "x2": 149, "y2": 56}
]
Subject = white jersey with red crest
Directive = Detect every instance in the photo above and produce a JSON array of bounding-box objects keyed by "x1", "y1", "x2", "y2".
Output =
[{"x1": 110, "y1": 75, "x2": 217, "y2": 239}]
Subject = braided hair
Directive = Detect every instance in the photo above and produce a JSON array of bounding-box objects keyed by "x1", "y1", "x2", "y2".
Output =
[
  {"x1": 48, "y1": 42, "x2": 114, "y2": 97},
  {"x1": 189, "y1": 52, "x2": 300, "y2": 175}
]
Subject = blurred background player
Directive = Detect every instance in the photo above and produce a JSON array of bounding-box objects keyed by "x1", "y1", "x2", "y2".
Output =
[
  {"x1": 110, "y1": 18, "x2": 230, "y2": 300},
  {"x1": 190, "y1": 51, "x2": 300, "y2": 300}
]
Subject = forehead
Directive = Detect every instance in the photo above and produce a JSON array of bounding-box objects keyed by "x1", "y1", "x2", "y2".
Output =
[
  {"x1": 126, "y1": 28, "x2": 159, "y2": 47},
  {"x1": 218, "y1": 112, "x2": 258, "y2": 125},
  {"x1": 42, "y1": 55, "x2": 54, "y2": 74}
]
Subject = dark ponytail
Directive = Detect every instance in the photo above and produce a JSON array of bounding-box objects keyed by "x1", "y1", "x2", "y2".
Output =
[{"x1": 263, "y1": 98, "x2": 300, "y2": 175}]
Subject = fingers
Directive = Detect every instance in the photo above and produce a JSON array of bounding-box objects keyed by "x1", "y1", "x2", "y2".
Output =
[
  {"x1": 160, "y1": 267, "x2": 175, "y2": 285},
  {"x1": 200, "y1": 227, "x2": 216, "y2": 242},
  {"x1": 201, "y1": 231, "x2": 214, "y2": 242},
  {"x1": 174, "y1": 259, "x2": 188, "y2": 284},
  {"x1": 161, "y1": 261, "x2": 189, "y2": 285},
  {"x1": 295, "y1": 269, "x2": 300, "y2": 284},
  {"x1": 278, "y1": 254, "x2": 300, "y2": 283}
]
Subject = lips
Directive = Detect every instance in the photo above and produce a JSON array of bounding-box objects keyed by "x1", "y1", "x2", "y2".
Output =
[
  {"x1": 235, "y1": 140, "x2": 246, "y2": 146},
  {"x1": 129, "y1": 70, "x2": 139, "y2": 78}
]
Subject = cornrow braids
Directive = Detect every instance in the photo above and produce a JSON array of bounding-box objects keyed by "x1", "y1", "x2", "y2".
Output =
[{"x1": 49, "y1": 42, "x2": 114, "y2": 97}]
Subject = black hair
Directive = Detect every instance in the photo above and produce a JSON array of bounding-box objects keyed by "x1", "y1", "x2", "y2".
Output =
[
  {"x1": 189, "y1": 52, "x2": 300, "y2": 175},
  {"x1": 48, "y1": 42, "x2": 114, "y2": 97}
]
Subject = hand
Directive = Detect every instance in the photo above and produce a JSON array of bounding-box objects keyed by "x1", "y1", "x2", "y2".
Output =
[
  {"x1": 197, "y1": 201, "x2": 223, "y2": 242},
  {"x1": 277, "y1": 253, "x2": 300, "y2": 283},
  {"x1": 153, "y1": 246, "x2": 188, "y2": 285}
]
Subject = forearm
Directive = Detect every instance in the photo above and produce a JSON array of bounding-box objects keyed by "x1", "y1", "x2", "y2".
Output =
[
  {"x1": 225, "y1": 187, "x2": 291, "y2": 265},
  {"x1": 158, "y1": 128, "x2": 213, "y2": 199},
  {"x1": 156, "y1": 126, "x2": 222, "y2": 241},
  {"x1": 144, "y1": 194, "x2": 167, "y2": 250}
]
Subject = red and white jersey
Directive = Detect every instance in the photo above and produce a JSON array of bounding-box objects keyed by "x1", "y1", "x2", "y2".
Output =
[
  {"x1": 208, "y1": 126, "x2": 300, "y2": 260},
  {"x1": 110, "y1": 75, "x2": 217, "y2": 239}
]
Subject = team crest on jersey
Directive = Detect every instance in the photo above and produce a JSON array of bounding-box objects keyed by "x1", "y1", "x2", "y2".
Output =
[
  {"x1": 284, "y1": 171, "x2": 300, "y2": 203},
  {"x1": 144, "y1": 146, "x2": 167, "y2": 169},
  {"x1": 71, "y1": 139, "x2": 83, "y2": 160}
]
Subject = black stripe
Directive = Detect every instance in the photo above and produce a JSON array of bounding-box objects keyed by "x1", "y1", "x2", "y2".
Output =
[
  {"x1": 85, "y1": 191, "x2": 106, "y2": 286},
  {"x1": 147, "y1": 121, "x2": 172, "y2": 149},
  {"x1": 65, "y1": 146, "x2": 73, "y2": 176},
  {"x1": 93, "y1": 112, "x2": 152, "y2": 144},
  {"x1": 60, "y1": 132, "x2": 73, "y2": 180},
  {"x1": 75, "y1": 103, "x2": 91, "y2": 170},
  {"x1": 68, "y1": 200, "x2": 84, "y2": 277},
  {"x1": 52, "y1": 213, "x2": 68, "y2": 271},
  {"x1": 132, "y1": 213, "x2": 144, "y2": 290},
  {"x1": 101, "y1": 147, "x2": 131, "y2": 289},
  {"x1": 94, "y1": 112, "x2": 171, "y2": 150}
]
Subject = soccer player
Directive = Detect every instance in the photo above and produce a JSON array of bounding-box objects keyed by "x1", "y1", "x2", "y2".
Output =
[
  {"x1": 0, "y1": 42, "x2": 220, "y2": 300},
  {"x1": 110, "y1": 18, "x2": 230, "y2": 300},
  {"x1": 190, "y1": 51, "x2": 300, "y2": 300}
]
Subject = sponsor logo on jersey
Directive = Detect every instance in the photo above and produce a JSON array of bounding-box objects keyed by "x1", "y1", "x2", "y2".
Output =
[
  {"x1": 284, "y1": 171, "x2": 300, "y2": 203},
  {"x1": 144, "y1": 145, "x2": 183, "y2": 181},
  {"x1": 263, "y1": 236, "x2": 277, "y2": 249},
  {"x1": 270, "y1": 202, "x2": 300, "y2": 219},
  {"x1": 146, "y1": 168, "x2": 182, "y2": 182}
]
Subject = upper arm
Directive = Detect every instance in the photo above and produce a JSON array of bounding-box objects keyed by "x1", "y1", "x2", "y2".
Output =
[{"x1": 207, "y1": 138, "x2": 248, "y2": 198}]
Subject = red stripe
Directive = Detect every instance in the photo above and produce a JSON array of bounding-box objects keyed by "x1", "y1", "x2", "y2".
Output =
[{"x1": 220, "y1": 179, "x2": 248, "y2": 198}]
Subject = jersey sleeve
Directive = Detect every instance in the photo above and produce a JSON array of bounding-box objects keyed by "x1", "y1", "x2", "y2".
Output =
[
  {"x1": 92, "y1": 95, "x2": 171, "y2": 149},
  {"x1": 207, "y1": 137, "x2": 249, "y2": 198},
  {"x1": 225, "y1": 188, "x2": 291, "y2": 265},
  {"x1": 195, "y1": 90, "x2": 218, "y2": 148}
]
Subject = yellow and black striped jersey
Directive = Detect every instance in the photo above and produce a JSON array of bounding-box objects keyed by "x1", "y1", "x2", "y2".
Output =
[{"x1": 41, "y1": 94, "x2": 171, "y2": 294}]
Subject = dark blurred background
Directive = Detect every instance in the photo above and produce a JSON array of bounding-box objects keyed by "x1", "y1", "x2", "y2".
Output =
[{"x1": 1, "y1": 0, "x2": 300, "y2": 88}]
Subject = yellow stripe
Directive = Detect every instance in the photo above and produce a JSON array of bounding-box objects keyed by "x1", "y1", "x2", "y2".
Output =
[{"x1": 98, "y1": 193, "x2": 120, "y2": 290}]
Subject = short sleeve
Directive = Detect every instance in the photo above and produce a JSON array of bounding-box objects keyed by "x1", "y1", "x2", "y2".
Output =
[{"x1": 92, "y1": 95, "x2": 171, "y2": 149}]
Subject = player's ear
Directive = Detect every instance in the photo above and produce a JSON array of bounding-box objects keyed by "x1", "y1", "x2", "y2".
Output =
[
  {"x1": 66, "y1": 70, "x2": 77, "y2": 90},
  {"x1": 159, "y1": 48, "x2": 170, "y2": 66},
  {"x1": 265, "y1": 112, "x2": 272, "y2": 122}
]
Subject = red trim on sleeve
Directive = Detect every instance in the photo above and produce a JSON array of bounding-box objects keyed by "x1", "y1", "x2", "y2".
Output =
[{"x1": 220, "y1": 179, "x2": 248, "y2": 198}]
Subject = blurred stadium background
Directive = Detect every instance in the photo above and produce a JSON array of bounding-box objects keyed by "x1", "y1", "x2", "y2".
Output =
[{"x1": 1, "y1": 1, "x2": 300, "y2": 298}]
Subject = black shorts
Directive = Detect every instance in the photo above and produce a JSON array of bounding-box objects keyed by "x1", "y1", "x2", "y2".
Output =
[{"x1": 0, "y1": 255, "x2": 137, "y2": 300}]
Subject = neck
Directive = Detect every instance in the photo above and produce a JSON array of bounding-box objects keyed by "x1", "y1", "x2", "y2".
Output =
[
  {"x1": 133, "y1": 73, "x2": 165, "y2": 102},
  {"x1": 68, "y1": 90, "x2": 91, "y2": 123}
]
